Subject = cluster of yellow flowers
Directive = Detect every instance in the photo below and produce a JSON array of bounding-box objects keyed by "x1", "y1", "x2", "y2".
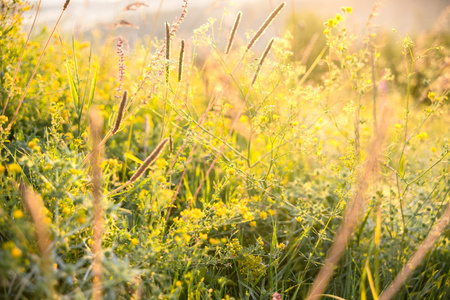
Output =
[{"x1": 323, "y1": 7, "x2": 352, "y2": 35}]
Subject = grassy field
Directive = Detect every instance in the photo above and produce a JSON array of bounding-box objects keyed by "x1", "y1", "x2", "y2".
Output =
[{"x1": 1, "y1": 1, "x2": 449, "y2": 299}]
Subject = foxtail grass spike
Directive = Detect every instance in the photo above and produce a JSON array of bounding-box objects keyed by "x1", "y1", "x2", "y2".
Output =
[
  {"x1": 165, "y1": 21, "x2": 171, "y2": 83},
  {"x1": 251, "y1": 38, "x2": 274, "y2": 85},
  {"x1": 246, "y1": 2, "x2": 285, "y2": 52},
  {"x1": 178, "y1": 39, "x2": 185, "y2": 82},
  {"x1": 225, "y1": 11, "x2": 242, "y2": 54},
  {"x1": 112, "y1": 90, "x2": 128, "y2": 134},
  {"x1": 63, "y1": 0, "x2": 71, "y2": 10},
  {"x1": 129, "y1": 137, "x2": 170, "y2": 183}
]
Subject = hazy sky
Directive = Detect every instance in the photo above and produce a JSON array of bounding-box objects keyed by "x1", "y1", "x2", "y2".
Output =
[{"x1": 26, "y1": 0, "x2": 449, "y2": 37}]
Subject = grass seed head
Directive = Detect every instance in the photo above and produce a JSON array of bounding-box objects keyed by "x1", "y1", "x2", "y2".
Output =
[
  {"x1": 112, "y1": 90, "x2": 128, "y2": 134},
  {"x1": 178, "y1": 40, "x2": 185, "y2": 82},
  {"x1": 251, "y1": 38, "x2": 274, "y2": 85},
  {"x1": 246, "y1": 2, "x2": 285, "y2": 52},
  {"x1": 225, "y1": 11, "x2": 242, "y2": 54},
  {"x1": 129, "y1": 137, "x2": 170, "y2": 183}
]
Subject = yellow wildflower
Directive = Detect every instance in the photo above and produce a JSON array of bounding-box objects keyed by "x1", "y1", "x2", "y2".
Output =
[
  {"x1": 183, "y1": 234, "x2": 191, "y2": 243},
  {"x1": 8, "y1": 163, "x2": 21, "y2": 174},
  {"x1": 131, "y1": 238, "x2": 139, "y2": 246},
  {"x1": 11, "y1": 247, "x2": 22, "y2": 258},
  {"x1": 428, "y1": 91, "x2": 436, "y2": 101},
  {"x1": 259, "y1": 211, "x2": 268, "y2": 220},
  {"x1": 327, "y1": 18, "x2": 336, "y2": 28},
  {"x1": 13, "y1": 209, "x2": 24, "y2": 219},
  {"x1": 209, "y1": 238, "x2": 220, "y2": 246}
]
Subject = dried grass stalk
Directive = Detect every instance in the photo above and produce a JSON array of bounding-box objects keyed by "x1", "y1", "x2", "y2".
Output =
[
  {"x1": 246, "y1": 2, "x2": 285, "y2": 52},
  {"x1": 306, "y1": 110, "x2": 389, "y2": 300},
  {"x1": 89, "y1": 108, "x2": 104, "y2": 300},
  {"x1": 251, "y1": 38, "x2": 274, "y2": 85},
  {"x1": 20, "y1": 182, "x2": 56, "y2": 296},
  {"x1": 178, "y1": 39, "x2": 185, "y2": 82},
  {"x1": 378, "y1": 201, "x2": 450, "y2": 300},
  {"x1": 225, "y1": 12, "x2": 242, "y2": 54},
  {"x1": 112, "y1": 90, "x2": 128, "y2": 134}
]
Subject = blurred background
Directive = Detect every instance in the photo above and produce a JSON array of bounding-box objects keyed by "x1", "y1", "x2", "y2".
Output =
[{"x1": 27, "y1": 0, "x2": 450, "y2": 41}]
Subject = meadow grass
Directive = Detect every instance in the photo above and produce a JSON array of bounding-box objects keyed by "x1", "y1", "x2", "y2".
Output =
[{"x1": 0, "y1": 1, "x2": 449, "y2": 299}]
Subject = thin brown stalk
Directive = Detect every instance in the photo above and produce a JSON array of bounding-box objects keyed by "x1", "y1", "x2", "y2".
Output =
[
  {"x1": 246, "y1": 2, "x2": 285, "y2": 52},
  {"x1": 251, "y1": 38, "x2": 274, "y2": 85},
  {"x1": 20, "y1": 182, "x2": 56, "y2": 297},
  {"x1": 2, "y1": 0, "x2": 42, "y2": 115},
  {"x1": 106, "y1": 137, "x2": 170, "y2": 197},
  {"x1": 89, "y1": 108, "x2": 104, "y2": 300},
  {"x1": 225, "y1": 11, "x2": 242, "y2": 54},
  {"x1": 306, "y1": 109, "x2": 389, "y2": 300},
  {"x1": 7, "y1": 0, "x2": 71, "y2": 130},
  {"x1": 178, "y1": 39, "x2": 185, "y2": 82},
  {"x1": 378, "y1": 200, "x2": 450, "y2": 300},
  {"x1": 112, "y1": 90, "x2": 128, "y2": 135}
]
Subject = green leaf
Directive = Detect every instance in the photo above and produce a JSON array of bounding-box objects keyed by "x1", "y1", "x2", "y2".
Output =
[
  {"x1": 66, "y1": 62, "x2": 79, "y2": 112},
  {"x1": 399, "y1": 155, "x2": 405, "y2": 177}
]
